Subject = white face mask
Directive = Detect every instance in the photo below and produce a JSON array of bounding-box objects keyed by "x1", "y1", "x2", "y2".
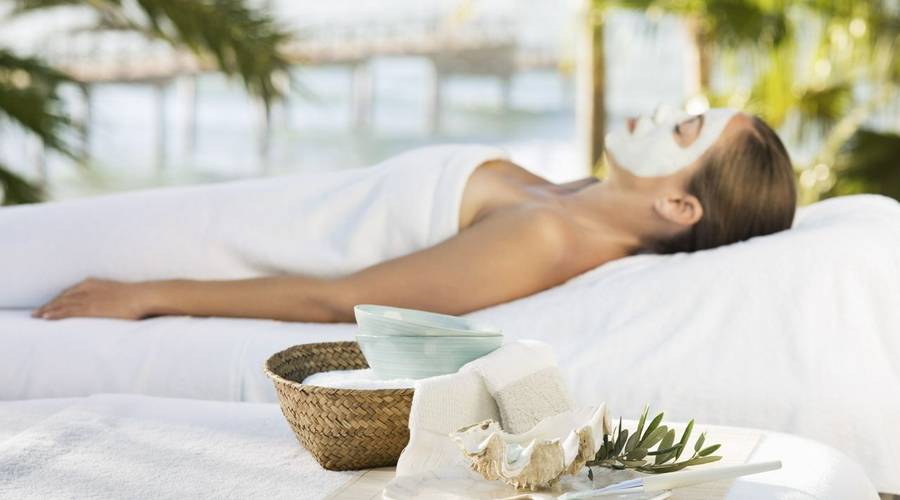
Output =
[{"x1": 605, "y1": 106, "x2": 738, "y2": 177}]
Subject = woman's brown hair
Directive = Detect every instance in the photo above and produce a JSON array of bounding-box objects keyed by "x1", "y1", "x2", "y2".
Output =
[{"x1": 650, "y1": 116, "x2": 797, "y2": 254}]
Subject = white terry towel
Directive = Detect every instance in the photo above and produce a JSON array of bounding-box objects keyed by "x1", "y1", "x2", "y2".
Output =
[
  {"x1": 0, "y1": 144, "x2": 508, "y2": 308},
  {"x1": 0, "y1": 394, "x2": 360, "y2": 499},
  {"x1": 395, "y1": 340, "x2": 574, "y2": 477}
]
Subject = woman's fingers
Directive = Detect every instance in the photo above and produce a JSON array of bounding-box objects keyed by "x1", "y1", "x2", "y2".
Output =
[
  {"x1": 34, "y1": 297, "x2": 85, "y2": 319},
  {"x1": 40, "y1": 303, "x2": 86, "y2": 320},
  {"x1": 32, "y1": 279, "x2": 95, "y2": 315}
]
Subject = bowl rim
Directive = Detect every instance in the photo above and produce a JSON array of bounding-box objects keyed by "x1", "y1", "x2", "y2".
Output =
[{"x1": 353, "y1": 304, "x2": 502, "y2": 336}]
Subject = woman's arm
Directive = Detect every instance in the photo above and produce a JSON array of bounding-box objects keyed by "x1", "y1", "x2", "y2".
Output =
[{"x1": 33, "y1": 205, "x2": 585, "y2": 323}]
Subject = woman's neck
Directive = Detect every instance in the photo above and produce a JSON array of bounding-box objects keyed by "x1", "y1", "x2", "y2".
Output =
[{"x1": 556, "y1": 180, "x2": 655, "y2": 254}]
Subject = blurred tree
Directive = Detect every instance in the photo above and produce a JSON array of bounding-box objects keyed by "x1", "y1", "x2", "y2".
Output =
[
  {"x1": 582, "y1": 4, "x2": 606, "y2": 170},
  {"x1": 0, "y1": 0, "x2": 292, "y2": 205},
  {"x1": 589, "y1": 0, "x2": 900, "y2": 202},
  {"x1": 825, "y1": 128, "x2": 900, "y2": 200}
]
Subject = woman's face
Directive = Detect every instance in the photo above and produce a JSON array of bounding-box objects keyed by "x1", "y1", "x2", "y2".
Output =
[{"x1": 604, "y1": 107, "x2": 743, "y2": 187}]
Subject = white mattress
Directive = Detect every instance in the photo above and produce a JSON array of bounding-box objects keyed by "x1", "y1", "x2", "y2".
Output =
[
  {"x1": 0, "y1": 395, "x2": 879, "y2": 500},
  {"x1": 2, "y1": 194, "x2": 899, "y2": 493}
]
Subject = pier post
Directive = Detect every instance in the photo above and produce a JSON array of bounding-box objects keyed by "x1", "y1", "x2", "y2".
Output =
[
  {"x1": 183, "y1": 75, "x2": 198, "y2": 161},
  {"x1": 34, "y1": 139, "x2": 48, "y2": 188},
  {"x1": 154, "y1": 80, "x2": 169, "y2": 173},
  {"x1": 351, "y1": 60, "x2": 374, "y2": 130},
  {"x1": 500, "y1": 74, "x2": 512, "y2": 112},
  {"x1": 258, "y1": 98, "x2": 272, "y2": 173},
  {"x1": 427, "y1": 61, "x2": 443, "y2": 135},
  {"x1": 80, "y1": 83, "x2": 93, "y2": 165}
]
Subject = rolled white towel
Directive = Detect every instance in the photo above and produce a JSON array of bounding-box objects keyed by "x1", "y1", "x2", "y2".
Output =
[{"x1": 301, "y1": 369, "x2": 415, "y2": 390}]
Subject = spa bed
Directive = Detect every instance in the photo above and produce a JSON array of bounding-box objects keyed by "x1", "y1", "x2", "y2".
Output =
[
  {"x1": 1, "y1": 194, "x2": 899, "y2": 494},
  {"x1": 0, "y1": 394, "x2": 880, "y2": 499}
]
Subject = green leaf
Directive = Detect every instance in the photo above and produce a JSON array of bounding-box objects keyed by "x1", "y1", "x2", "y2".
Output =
[
  {"x1": 681, "y1": 455, "x2": 723, "y2": 466},
  {"x1": 654, "y1": 429, "x2": 677, "y2": 465},
  {"x1": 698, "y1": 444, "x2": 722, "y2": 457},
  {"x1": 634, "y1": 405, "x2": 649, "y2": 442},
  {"x1": 615, "y1": 457, "x2": 647, "y2": 467},
  {"x1": 646, "y1": 443, "x2": 683, "y2": 456},
  {"x1": 694, "y1": 432, "x2": 706, "y2": 453},
  {"x1": 625, "y1": 447, "x2": 648, "y2": 460},
  {"x1": 595, "y1": 441, "x2": 609, "y2": 461},
  {"x1": 587, "y1": 467, "x2": 593, "y2": 482},
  {"x1": 675, "y1": 420, "x2": 694, "y2": 461},
  {"x1": 639, "y1": 462, "x2": 690, "y2": 474},
  {"x1": 614, "y1": 428, "x2": 628, "y2": 455},
  {"x1": 640, "y1": 425, "x2": 668, "y2": 449},
  {"x1": 642, "y1": 412, "x2": 664, "y2": 442},
  {"x1": 624, "y1": 430, "x2": 641, "y2": 453}
]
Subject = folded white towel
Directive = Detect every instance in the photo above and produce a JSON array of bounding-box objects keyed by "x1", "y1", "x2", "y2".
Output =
[
  {"x1": 0, "y1": 394, "x2": 359, "y2": 499},
  {"x1": 395, "y1": 340, "x2": 573, "y2": 477},
  {"x1": 0, "y1": 144, "x2": 508, "y2": 308},
  {"x1": 301, "y1": 369, "x2": 415, "y2": 389},
  {"x1": 467, "y1": 340, "x2": 574, "y2": 433}
]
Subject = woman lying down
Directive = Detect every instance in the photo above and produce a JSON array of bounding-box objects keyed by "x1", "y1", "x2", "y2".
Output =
[{"x1": 20, "y1": 106, "x2": 796, "y2": 322}]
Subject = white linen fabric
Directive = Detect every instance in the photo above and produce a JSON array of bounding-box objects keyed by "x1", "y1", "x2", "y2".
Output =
[
  {"x1": 0, "y1": 394, "x2": 360, "y2": 500},
  {"x1": 0, "y1": 144, "x2": 508, "y2": 308},
  {"x1": 1, "y1": 194, "x2": 899, "y2": 491},
  {"x1": 467, "y1": 194, "x2": 900, "y2": 493},
  {"x1": 395, "y1": 340, "x2": 573, "y2": 477},
  {"x1": 0, "y1": 395, "x2": 878, "y2": 500}
]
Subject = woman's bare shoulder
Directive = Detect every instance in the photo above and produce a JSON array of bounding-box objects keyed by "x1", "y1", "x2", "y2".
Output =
[{"x1": 475, "y1": 202, "x2": 615, "y2": 277}]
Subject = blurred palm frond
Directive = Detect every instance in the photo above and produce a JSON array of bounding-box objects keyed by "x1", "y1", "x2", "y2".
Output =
[
  {"x1": 0, "y1": 49, "x2": 77, "y2": 158},
  {"x1": 825, "y1": 128, "x2": 900, "y2": 200},
  {"x1": 596, "y1": 0, "x2": 900, "y2": 202},
  {"x1": 1, "y1": 0, "x2": 293, "y2": 205},
  {"x1": 0, "y1": 160, "x2": 44, "y2": 205},
  {"x1": 12, "y1": 0, "x2": 293, "y2": 105}
]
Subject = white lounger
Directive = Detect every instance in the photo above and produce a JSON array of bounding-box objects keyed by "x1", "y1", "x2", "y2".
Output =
[
  {"x1": 0, "y1": 394, "x2": 880, "y2": 499},
  {"x1": 2, "y1": 194, "x2": 899, "y2": 493}
]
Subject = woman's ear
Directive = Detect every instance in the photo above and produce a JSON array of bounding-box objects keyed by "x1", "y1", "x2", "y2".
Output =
[{"x1": 653, "y1": 194, "x2": 703, "y2": 227}]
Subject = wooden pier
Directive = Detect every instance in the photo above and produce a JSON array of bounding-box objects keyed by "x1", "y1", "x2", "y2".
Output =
[{"x1": 34, "y1": 14, "x2": 561, "y2": 171}]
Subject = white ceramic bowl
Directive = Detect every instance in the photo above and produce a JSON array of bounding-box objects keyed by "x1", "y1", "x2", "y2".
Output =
[
  {"x1": 356, "y1": 334, "x2": 503, "y2": 379},
  {"x1": 354, "y1": 304, "x2": 502, "y2": 337}
]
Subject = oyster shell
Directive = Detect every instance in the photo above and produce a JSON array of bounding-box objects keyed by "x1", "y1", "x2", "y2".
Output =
[{"x1": 450, "y1": 404, "x2": 610, "y2": 490}]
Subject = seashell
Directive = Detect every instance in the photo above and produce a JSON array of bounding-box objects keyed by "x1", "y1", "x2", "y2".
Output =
[{"x1": 450, "y1": 404, "x2": 611, "y2": 491}]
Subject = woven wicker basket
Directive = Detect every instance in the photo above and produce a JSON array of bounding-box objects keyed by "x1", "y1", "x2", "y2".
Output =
[{"x1": 264, "y1": 341, "x2": 414, "y2": 471}]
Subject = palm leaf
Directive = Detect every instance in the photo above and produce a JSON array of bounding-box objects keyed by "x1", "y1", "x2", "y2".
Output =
[
  {"x1": 0, "y1": 49, "x2": 77, "y2": 158},
  {"x1": 12, "y1": 0, "x2": 293, "y2": 106},
  {"x1": 0, "y1": 163, "x2": 44, "y2": 205},
  {"x1": 825, "y1": 129, "x2": 900, "y2": 200}
]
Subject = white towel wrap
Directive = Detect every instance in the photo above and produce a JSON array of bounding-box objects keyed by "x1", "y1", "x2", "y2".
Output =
[{"x1": 1, "y1": 144, "x2": 509, "y2": 308}]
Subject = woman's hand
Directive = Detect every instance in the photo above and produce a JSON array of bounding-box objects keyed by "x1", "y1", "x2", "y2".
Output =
[{"x1": 31, "y1": 278, "x2": 155, "y2": 321}]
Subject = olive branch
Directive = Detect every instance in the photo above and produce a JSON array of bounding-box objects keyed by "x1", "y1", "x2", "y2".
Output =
[{"x1": 586, "y1": 405, "x2": 722, "y2": 480}]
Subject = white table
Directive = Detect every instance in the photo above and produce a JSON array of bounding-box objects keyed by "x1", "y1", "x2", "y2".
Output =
[{"x1": 0, "y1": 395, "x2": 880, "y2": 499}]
